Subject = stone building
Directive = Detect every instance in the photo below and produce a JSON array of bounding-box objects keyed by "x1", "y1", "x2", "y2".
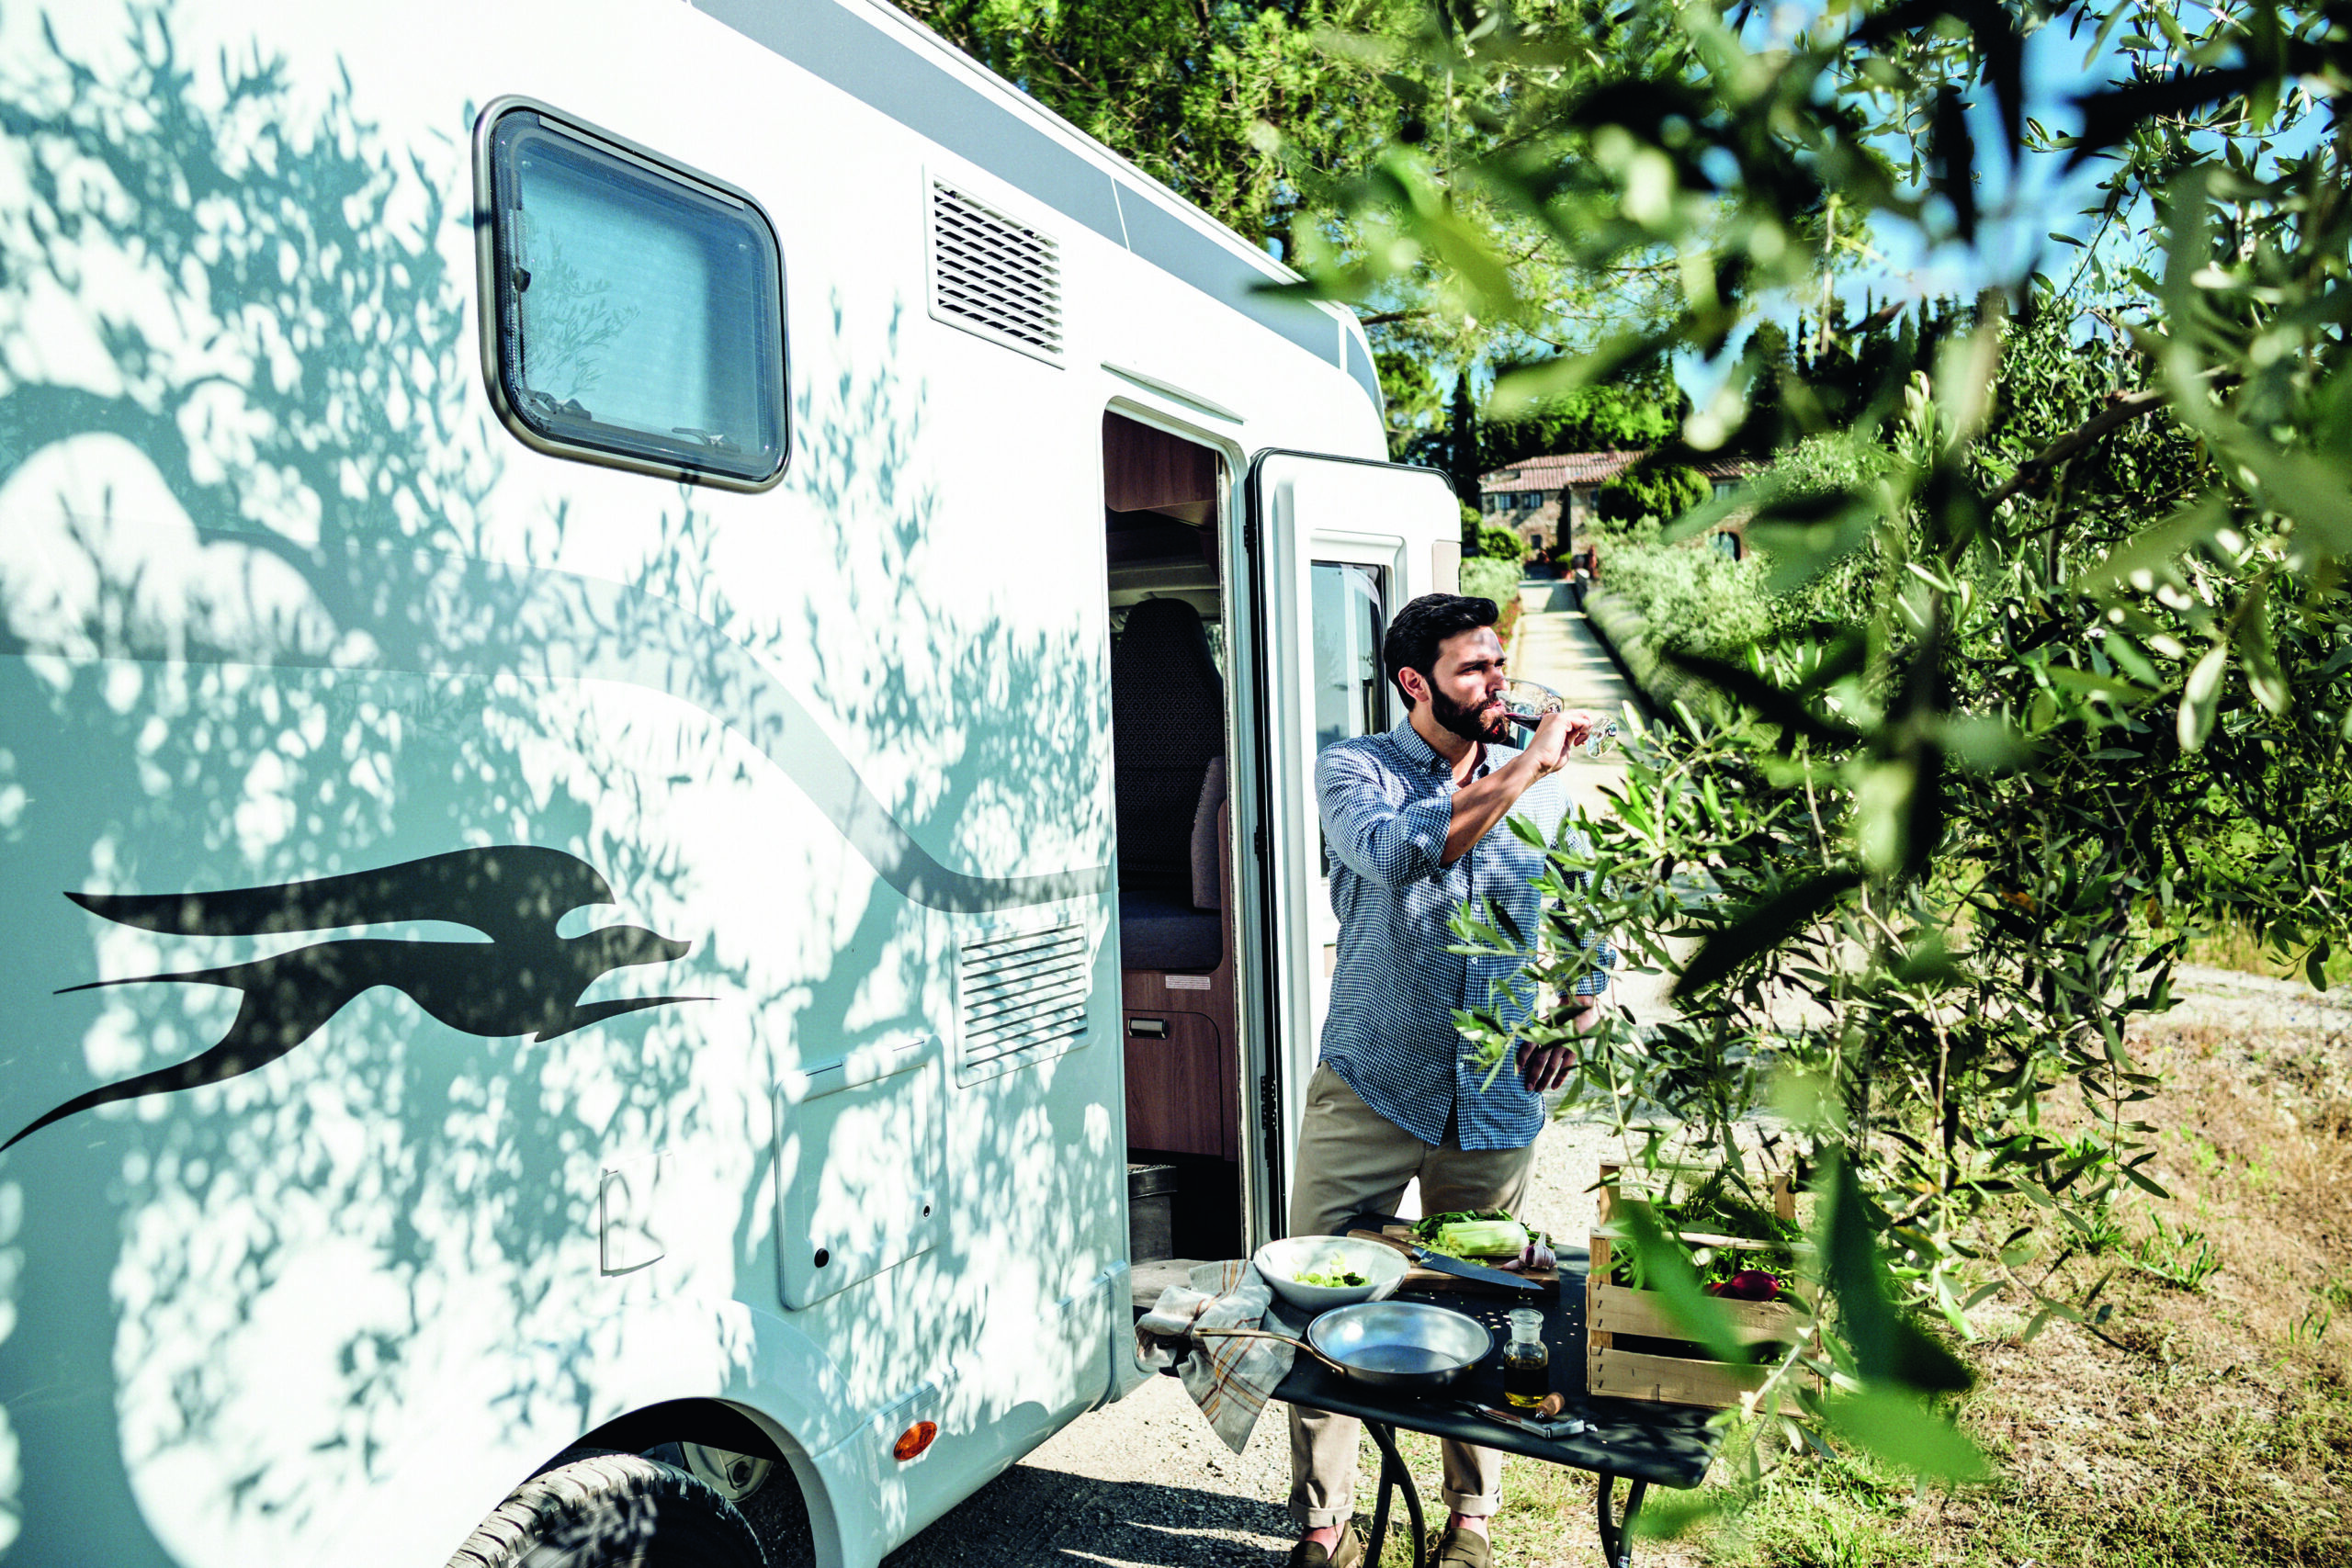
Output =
[{"x1": 1477, "y1": 452, "x2": 1761, "y2": 556}]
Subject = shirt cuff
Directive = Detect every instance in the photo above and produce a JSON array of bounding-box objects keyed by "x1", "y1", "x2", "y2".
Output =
[{"x1": 1392, "y1": 795, "x2": 1453, "y2": 879}]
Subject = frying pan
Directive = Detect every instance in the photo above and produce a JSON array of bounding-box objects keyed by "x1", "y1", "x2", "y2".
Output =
[{"x1": 1194, "y1": 1300, "x2": 1493, "y2": 1393}]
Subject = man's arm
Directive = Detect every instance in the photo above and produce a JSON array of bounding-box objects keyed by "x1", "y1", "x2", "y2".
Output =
[
  {"x1": 1437, "y1": 708, "x2": 1596, "y2": 865},
  {"x1": 1316, "y1": 745, "x2": 1454, "y2": 887}
]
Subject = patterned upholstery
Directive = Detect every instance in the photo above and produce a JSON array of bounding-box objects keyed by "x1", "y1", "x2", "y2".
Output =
[
  {"x1": 1112, "y1": 597, "x2": 1226, "y2": 970},
  {"x1": 1190, "y1": 755, "x2": 1227, "y2": 910},
  {"x1": 1111, "y1": 597, "x2": 1225, "y2": 895}
]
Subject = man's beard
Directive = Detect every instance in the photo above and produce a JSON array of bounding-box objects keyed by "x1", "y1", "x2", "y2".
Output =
[{"x1": 1430, "y1": 685, "x2": 1508, "y2": 746}]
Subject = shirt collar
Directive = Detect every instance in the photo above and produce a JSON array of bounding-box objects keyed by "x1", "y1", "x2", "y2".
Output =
[
  {"x1": 1390, "y1": 715, "x2": 1511, "y2": 779},
  {"x1": 1389, "y1": 715, "x2": 1449, "y2": 773}
]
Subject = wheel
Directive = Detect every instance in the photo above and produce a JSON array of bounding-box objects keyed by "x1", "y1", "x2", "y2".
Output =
[
  {"x1": 649, "y1": 1440, "x2": 814, "y2": 1568},
  {"x1": 446, "y1": 1448, "x2": 769, "y2": 1568}
]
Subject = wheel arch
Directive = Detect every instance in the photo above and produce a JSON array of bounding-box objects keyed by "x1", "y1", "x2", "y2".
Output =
[{"x1": 539, "y1": 1394, "x2": 856, "y2": 1568}]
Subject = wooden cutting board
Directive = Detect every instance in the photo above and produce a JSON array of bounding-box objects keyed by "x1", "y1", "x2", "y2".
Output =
[{"x1": 1348, "y1": 1227, "x2": 1560, "y2": 1294}]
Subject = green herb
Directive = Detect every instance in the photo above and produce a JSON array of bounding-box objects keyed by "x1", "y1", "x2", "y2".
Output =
[
  {"x1": 1293, "y1": 1255, "x2": 1368, "y2": 1288},
  {"x1": 1602, "y1": 1185, "x2": 1803, "y2": 1293}
]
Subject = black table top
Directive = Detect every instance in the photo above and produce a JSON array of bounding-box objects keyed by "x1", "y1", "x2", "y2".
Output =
[{"x1": 1264, "y1": 1246, "x2": 1720, "y2": 1490}]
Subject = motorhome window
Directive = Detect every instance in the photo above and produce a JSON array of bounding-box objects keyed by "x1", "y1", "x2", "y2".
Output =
[
  {"x1": 483, "y1": 107, "x2": 786, "y2": 489},
  {"x1": 1311, "y1": 561, "x2": 1389, "y2": 751}
]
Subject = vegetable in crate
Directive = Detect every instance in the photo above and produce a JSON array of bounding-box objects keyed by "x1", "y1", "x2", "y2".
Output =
[
  {"x1": 1601, "y1": 1184, "x2": 1799, "y2": 1293},
  {"x1": 1704, "y1": 1269, "x2": 1784, "y2": 1302}
]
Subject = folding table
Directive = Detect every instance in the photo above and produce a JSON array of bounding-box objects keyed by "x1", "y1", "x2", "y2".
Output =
[{"x1": 1265, "y1": 1244, "x2": 1722, "y2": 1568}]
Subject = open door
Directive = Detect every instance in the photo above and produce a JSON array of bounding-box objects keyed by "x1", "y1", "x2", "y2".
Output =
[{"x1": 1238, "y1": 451, "x2": 1464, "y2": 1242}]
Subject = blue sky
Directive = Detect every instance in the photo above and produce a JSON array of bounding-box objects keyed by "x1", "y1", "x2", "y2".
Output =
[
  {"x1": 1860, "y1": 11, "x2": 2122, "y2": 301},
  {"x1": 1677, "y1": 8, "x2": 2132, "y2": 400}
]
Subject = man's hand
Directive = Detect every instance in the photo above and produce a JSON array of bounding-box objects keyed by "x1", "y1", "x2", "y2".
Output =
[
  {"x1": 1518, "y1": 1041, "x2": 1576, "y2": 1092},
  {"x1": 1524, "y1": 708, "x2": 1606, "y2": 775},
  {"x1": 1439, "y1": 706, "x2": 1610, "y2": 864},
  {"x1": 1519, "y1": 993, "x2": 1611, "y2": 1089},
  {"x1": 1523, "y1": 709, "x2": 1575, "y2": 773}
]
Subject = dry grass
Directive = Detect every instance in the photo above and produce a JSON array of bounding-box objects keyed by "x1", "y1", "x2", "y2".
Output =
[
  {"x1": 1393, "y1": 1012, "x2": 2352, "y2": 1567},
  {"x1": 1702, "y1": 1018, "x2": 2352, "y2": 1568}
]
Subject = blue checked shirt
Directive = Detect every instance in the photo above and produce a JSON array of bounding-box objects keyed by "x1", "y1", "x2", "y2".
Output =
[{"x1": 1316, "y1": 717, "x2": 1613, "y2": 1151}]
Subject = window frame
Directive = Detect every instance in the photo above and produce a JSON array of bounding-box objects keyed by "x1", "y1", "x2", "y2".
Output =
[{"x1": 471, "y1": 96, "x2": 791, "y2": 493}]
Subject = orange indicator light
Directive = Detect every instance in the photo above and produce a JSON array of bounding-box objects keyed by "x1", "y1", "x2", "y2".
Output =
[{"x1": 892, "y1": 1420, "x2": 938, "y2": 1461}]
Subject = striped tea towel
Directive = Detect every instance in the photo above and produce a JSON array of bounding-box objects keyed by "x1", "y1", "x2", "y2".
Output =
[{"x1": 1136, "y1": 1260, "x2": 1293, "y2": 1454}]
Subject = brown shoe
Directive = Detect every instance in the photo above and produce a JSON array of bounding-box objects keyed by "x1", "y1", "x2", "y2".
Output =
[
  {"x1": 1430, "y1": 1524, "x2": 1492, "y2": 1568},
  {"x1": 1287, "y1": 1523, "x2": 1365, "y2": 1568}
]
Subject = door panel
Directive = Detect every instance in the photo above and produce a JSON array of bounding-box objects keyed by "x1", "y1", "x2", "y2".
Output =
[
  {"x1": 1241, "y1": 452, "x2": 1459, "y2": 1236},
  {"x1": 1306, "y1": 559, "x2": 1393, "y2": 1048},
  {"x1": 1121, "y1": 1010, "x2": 1232, "y2": 1159}
]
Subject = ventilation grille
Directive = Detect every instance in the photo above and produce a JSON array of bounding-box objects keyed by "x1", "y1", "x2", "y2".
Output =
[
  {"x1": 959, "y1": 923, "x2": 1089, "y2": 1077},
  {"x1": 928, "y1": 179, "x2": 1063, "y2": 362}
]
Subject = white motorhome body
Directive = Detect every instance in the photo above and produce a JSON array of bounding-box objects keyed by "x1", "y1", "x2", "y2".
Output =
[{"x1": 0, "y1": 2, "x2": 1462, "y2": 1564}]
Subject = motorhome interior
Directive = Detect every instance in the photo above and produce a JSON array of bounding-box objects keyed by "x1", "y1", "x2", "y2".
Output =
[{"x1": 1102, "y1": 412, "x2": 1245, "y2": 1283}]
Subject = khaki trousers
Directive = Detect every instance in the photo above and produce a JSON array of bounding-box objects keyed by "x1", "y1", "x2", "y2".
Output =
[{"x1": 1285, "y1": 1062, "x2": 1536, "y2": 1529}]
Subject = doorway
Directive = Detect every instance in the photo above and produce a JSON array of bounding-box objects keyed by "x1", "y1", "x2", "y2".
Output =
[{"x1": 1102, "y1": 410, "x2": 1245, "y2": 1298}]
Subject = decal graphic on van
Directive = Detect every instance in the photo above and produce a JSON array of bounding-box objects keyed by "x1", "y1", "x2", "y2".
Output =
[{"x1": 4, "y1": 846, "x2": 704, "y2": 1151}]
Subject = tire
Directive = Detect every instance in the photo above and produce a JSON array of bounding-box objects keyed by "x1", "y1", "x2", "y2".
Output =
[{"x1": 446, "y1": 1448, "x2": 769, "y2": 1568}]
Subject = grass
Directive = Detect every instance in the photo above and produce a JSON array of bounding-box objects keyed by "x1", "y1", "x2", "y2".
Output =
[
  {"x1": 1374, "y1": 1010, "x2": 2352, "y2": 1566},
  {"x1": 2125, "y1": 1216, "x2": 2222, "y2": 1291}
]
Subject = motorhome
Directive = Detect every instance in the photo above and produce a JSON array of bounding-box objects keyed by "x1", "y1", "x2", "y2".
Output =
[{"x1": 0, "y1": 1, "x2": 1464, "y2": 1563}]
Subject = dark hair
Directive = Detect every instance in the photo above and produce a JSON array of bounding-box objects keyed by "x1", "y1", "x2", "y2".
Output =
[{"x1": 1383, "y1": 592, "x2": 1499, "y2": 710}]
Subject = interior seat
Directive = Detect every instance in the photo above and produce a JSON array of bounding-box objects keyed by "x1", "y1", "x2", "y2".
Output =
[{"x1": 1111, "y1": 596, "x2": 1225, "y2": 971}]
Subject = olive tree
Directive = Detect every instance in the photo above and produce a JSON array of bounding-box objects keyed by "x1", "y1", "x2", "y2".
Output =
[{"x1": 1290, "y1": 0, "x2": 2352, "y2": 1473}]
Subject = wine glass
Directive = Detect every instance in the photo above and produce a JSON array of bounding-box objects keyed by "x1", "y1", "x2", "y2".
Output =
[
  {"x1": 1500, "y1": 679, "x2": 1619, "y2": 757},
  {"x1": 1499, "y1": 678, "x2": 1563, "y2": 726}
]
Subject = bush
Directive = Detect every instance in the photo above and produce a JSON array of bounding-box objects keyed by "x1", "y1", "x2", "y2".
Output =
[
  {"x1": 1600, "y1": 540, "x2": 1771, "y2": 660},
  {"x1": 1593, "y1": 463, "x2": 1708, "y2": 527},
  {"x1": 1744, "y1": 435, "x2": 1889, "y2": 636},
  {"x1": 1757, "y1": 433, "x2": 1882, "y2": 502},
  {"x1": 1458, "y1": 556, "x2": 1522, "y2": 616},
  {"x1": 1591, "y1": 512, "x2": 1663, "y2": 550},
  {"x1": 1462, "y1": 512, "x2": 1526, "y2": 561}
]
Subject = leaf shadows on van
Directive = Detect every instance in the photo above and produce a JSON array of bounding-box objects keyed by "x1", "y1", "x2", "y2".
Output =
[
  {"x1": 757, "y1": 288, "x2": 1130, "y2": 1546},
  {"x1": 0, "y1": 12, "x2": 735, "y2": 1562},
  {"x1": 0, "y1": 6, "x2": 1128, "y2": 1566}
]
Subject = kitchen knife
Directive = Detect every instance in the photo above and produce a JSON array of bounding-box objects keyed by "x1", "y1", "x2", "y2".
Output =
[
  {"x1": 1405, "y1": 1245, "x2": 1550, "y2": 1294},
  {"x1": 1468, "y1": 1403, "x2": 1586, "y2": 1440},
  {"x1": 1344, "y1": 1228, "x2": 1552, "y2": 1294}
]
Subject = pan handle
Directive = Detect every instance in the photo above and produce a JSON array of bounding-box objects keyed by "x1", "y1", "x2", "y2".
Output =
[{"x1": 1191, "y1": 1325, "x2": 1352, "y2": 1378}]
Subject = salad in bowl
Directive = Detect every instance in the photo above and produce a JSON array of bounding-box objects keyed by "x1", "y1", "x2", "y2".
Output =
[{"x1": 1251, "y1": 1235, "x2": 1410, "y2": 1312}]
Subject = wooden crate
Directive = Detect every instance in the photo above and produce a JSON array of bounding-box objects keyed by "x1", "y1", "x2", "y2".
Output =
[{"x1": 1588, "y1": 1163, "x2": 1815, "y2": 1410}]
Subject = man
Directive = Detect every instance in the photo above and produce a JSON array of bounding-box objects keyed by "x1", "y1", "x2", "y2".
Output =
[{"x1": 1286, "y1": 592, "x2": 1611, "y2": 1568}]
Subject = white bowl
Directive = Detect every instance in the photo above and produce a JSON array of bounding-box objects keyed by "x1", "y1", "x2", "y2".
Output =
[{"x1": 1252, "y1": 1235, "x2": 1410, "y2": 1313}]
